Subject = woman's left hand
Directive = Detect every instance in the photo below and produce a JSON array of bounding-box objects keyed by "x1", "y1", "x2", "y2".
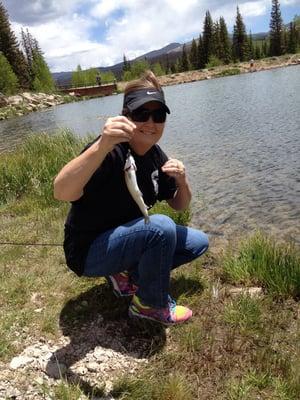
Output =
[{"x1": 161, "y1": 158, "x2": 186, "y2": 183}]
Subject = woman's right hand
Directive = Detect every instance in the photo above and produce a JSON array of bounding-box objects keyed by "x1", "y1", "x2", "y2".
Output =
[{"x1": 100, "y1": 116, "x2": 136, "y2": 151}]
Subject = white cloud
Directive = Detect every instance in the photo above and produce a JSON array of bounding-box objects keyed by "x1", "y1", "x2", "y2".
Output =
[
  {"x1": 3, "y1": 0, "x2": 298, "y2": 72},
  {"x1": 239, "y1": 1, "x2": 268, "y2": 17},
  {"x1": 281, "y1": 0, "x2": 300, "y2": 5}
]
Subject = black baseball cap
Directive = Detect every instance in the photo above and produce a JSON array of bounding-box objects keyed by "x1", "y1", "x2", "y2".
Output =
[{"x1": 123, "y1": 88, "x2": 170, "y2": 114}]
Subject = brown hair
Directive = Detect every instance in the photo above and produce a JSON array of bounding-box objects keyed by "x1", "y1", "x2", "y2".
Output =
[
  {"x1": 122, "y1": 70, "x2": 162, "y2": 116},
  {"x1": 124, "y1": 70, "x2": 162, "y2": 95}
]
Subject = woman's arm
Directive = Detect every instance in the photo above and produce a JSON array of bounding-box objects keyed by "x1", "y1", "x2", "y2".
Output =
[
  {"x1": 161, "y1": 159, "x2": 192, "y2": 211},
  {"x1": 53, "y1": 116, "x2": 136, "y2": 202}
]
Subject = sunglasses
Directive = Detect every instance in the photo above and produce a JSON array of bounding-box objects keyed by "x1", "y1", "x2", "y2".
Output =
[{"x1": 129, "y1": 107, "x2": 167, "y2": 123}]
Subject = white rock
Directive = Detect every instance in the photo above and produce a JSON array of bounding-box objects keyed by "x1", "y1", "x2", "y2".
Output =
[
  {"x1": 87, "y1": 361, "x2": 99, "y2": 372},
  {"x1": 10, "y1": 355, "x2": 34, "y2": 369},
  {"x1": 8, "y1": 95, "x2": 24, "y2": 105},
  {"x1": 229, "y1": 287, "x2": 263, "y2": 297}
]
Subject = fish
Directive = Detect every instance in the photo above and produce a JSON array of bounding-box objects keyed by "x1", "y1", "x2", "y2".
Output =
[{"x1": 124, "y1": 150, "x2": 150, "y2": 223}]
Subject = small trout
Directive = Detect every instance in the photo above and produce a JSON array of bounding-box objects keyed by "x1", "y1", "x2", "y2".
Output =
[{"x1": 124, "y1": 150, "x2": 150, "y2": 223}]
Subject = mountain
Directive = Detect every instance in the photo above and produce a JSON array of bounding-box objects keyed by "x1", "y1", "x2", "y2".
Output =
[
  {"x1": 52, "y1": 42, "x2": 182, "y2": 86},
  {"x1": 52, "y1": 28, "x2": 272, "y2": 87}
]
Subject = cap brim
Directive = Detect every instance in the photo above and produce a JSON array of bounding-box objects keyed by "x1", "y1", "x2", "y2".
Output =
[{"x1": 127, "y1": 98, "x2": 170, "y2": 114}]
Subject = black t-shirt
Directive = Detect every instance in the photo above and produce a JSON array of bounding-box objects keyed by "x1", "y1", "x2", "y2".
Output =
[{"x1": 63, "y1": 140, "x2": 177, "y2": 276}]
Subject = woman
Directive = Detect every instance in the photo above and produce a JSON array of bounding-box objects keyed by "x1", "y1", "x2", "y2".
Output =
[{"x1": 54, "y1": 71, "x2": 209, "y2": 326}]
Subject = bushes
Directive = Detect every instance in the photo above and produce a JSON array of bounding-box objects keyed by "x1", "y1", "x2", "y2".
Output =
[
  {"x1": 223, "y1": 232, "x2": 300, "y2": 298},
  {"x1": 0, "y1": 52, "x2": 19, "y2": 95},
  {"x1": 0, "y1": 130, "x2": 191, "y2": 226},
  {"x1": 0, "y1": 130, "x2": 88, "y2": 207}
]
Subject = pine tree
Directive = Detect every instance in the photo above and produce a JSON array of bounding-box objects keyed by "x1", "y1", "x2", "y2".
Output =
[
  {"x1": 248, "y1": 31, "x2": 254, "y2": 58},
  {"x1": 170, "y1": 63, "x2": 177, "y2": 73},
  {"x1": 219, "y1": 17, "x2": 231, "y2": 64},
  {"x1": 255, "y1": 44, "x2": 262, "y2": 59},
  {"x1": 288, "y1": 22, "x2": 297, "y2": 53},
  {"x1": 269, "y1": 0, "x2": 283, "y2": 56},
  {"x1": 262, "y1": 40, "x2": 269, "y2": 57},
  {"x1": 212, "y1": 21, "x2": 221, "y2": 59},
  {"x1": 72, "y1": 65, "x2": 85, "y2": 87},
  {"x1": 179, "y1": 44, "x2": 189, "y2": 72},
  {"x1": 165, "y1": 54, "x2": 171, "y2": 74},
  {"x1": 31, "y1": 50, "x2": 55, "y2": 93},
  {"x1": 21, "y1": 28, "x2": 54, "y2": 91},
  {"x1": 232, "y1": 7, "x2": 248, "y2": 61},
  {"x1": 282, "y1": 28, "x2": 289, "y2": 54},
  {"x1": 0, "y1": 2, "x2": 29, "y2": 87},
  {"x1": 202, "y1": 11, "x2": 214, "y2": 66},
  {"x1": 21, "y1": 28, "x2": 41, "y2": 69},
  {"x1": 152, "y1": 62, "x2": 164, "y2": 76},
  {"x1": 0, "y1": 51, "x2": 18, "y2": 94},
  {"x1": 197, "y1": 35, "x2": 205, "y2": 68},
  {"x1": 189, "y1": 38, "x2": 198, "y2": 70},
  {"x1": 123, "y1": 54, "x2": 131, "y2": 72}
]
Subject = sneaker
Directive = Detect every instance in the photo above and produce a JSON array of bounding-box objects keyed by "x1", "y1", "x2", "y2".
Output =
[
  {"x1": 108, "y1": 271, "x2": 138, "y2": 297},
  {"x1": 128, "y1": 294, "x2": 192, "y2": 326}
]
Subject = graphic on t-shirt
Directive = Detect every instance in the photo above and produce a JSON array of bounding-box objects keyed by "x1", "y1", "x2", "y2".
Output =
[{"x1": 151, "y1": 170, "x2": 159, "y2": 195}]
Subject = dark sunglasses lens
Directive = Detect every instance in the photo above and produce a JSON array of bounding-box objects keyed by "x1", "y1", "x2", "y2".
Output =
[
  {"x1": 152, "y1": 109, "x2": 167, "y2": 123},
  {"x1": 131, "y1": 109, "x2": 150, "y2": 122},
  {"x1": 130, "y1": 108, "x2": 167, "y2": 123}
]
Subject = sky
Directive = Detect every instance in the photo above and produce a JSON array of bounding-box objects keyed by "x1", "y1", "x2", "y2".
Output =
[{"x1": 2, "y1": 0, "x2": 300, "y2": 73}]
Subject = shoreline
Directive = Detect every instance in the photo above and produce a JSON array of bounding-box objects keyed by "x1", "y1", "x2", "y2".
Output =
[
  {"x1": 0, "y1": 53, "x2": 299, "y2": 121},
  {"x1": 118, "y1": 53, "x2": 300, "y2": 90}
]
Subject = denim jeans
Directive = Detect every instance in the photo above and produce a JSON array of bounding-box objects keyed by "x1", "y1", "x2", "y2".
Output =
[{"x1": 83, "y1": 214, "x2": 209, "y2": 308}]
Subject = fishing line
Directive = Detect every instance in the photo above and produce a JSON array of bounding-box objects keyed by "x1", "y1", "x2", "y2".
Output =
[{"x1": 0, "y1": 242, "x2": 63, "y2": 247}]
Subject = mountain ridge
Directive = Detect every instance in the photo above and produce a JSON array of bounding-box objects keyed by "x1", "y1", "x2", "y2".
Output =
[{"x1": 52, "y1": 32, "x2": 270, "y2": 86}]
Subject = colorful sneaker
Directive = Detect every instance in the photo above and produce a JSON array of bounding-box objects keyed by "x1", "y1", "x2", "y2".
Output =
[
  {"x1": 128, "y1": 294, "x2": 192, "y2": 326},
  {"x1": 108, "y1": 271, "x2": 138, "y2": 297}
]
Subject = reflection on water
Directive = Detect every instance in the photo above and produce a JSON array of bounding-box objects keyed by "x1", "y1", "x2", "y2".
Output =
[{"x1": 1, "y1": 66, "x2": 299, "y2": 244}]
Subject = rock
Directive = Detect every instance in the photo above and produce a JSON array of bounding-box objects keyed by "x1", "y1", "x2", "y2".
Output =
[
  {"x1": 8, "y1": 95, "x2": 23, "y2": 106},
  {"x1": 46, "y1": 361, "x2": 67, "y2": 379},
  {"x1": 44, "y1": 101, "x2": 57, "y2": 107},
  {"x1": 28, "y1": 103, "x2": 38, "y2": 111},
  {"x1": 229, "y1": 287, "x2": 263, "y2": 297},
  {"x1": 74, "y1": 365, "x2": 88, "y2": 375},
  {"x1": 21, "y1": 92, "x2": 34, "y2": 102},
  {"x1": 87, "y1": 361, "x2": 99, "y2": 372},
  {"x1": 10, "y1": 355, "x2": 34, "y2": 369},
  {"x1": 0, "y1": 93, "x2": 8, "y2": 107}
]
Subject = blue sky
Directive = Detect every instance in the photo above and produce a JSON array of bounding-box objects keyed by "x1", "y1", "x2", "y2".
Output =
[{"x1": 3, "y1": 0, "x2": 300, "y2": 72}]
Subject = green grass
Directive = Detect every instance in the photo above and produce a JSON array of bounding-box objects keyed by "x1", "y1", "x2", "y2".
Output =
[
  {"x1": 223, "y1": 294, "x2": 263, "y2": 335},
  {"x1": 0, "y1": 130, "x2": 90, "y2": 207},
  {"x1": 223, "y1": 232, "x2": 300, "y2": 298},
  {"x1": 215, "y1": 68, "x2": 241, "y2": 77},
  {"x1": 0, "y1": 131, "x2": 299, "y2": 399}
]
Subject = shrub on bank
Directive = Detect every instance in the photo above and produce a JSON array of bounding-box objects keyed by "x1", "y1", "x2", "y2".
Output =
[
  {"x1": 215, "y1": 68, "x2": 241, "y2": 77},
  {"x1": 0, "y1": 130, "x2": 88, "y2": 207},
  {"x1": 0, "y1": 53, "x2": 19, "y2": 95},
  {"x1": 223, "y1": 232, "x2": 300, "y2": 298},
  {"x1": 0, "y1": 131, "x2": 191, "y2": 224}
]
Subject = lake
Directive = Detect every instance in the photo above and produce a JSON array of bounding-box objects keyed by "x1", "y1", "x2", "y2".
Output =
[{"x1": 1, "y1": 66, "x2": 299, "y2": 244}]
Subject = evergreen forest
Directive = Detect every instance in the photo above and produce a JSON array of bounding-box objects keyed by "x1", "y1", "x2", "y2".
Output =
[{"x1": 0, "y1": 0, "x2": 299, "y2": 93}]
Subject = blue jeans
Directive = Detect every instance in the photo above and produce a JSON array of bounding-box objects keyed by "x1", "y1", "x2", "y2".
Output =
[{"x1": 83, "y1": 214, "x2": 209, "y2": 308}]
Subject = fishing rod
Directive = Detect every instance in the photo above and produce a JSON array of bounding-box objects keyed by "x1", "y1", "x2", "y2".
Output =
[{"x1": 0, "y1": 241, "x2": 62, "y2": 246}]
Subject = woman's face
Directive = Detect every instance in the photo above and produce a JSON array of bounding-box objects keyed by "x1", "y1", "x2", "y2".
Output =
[{"x1": 128, "y1": 101, "x2": 165, "y2": 155}]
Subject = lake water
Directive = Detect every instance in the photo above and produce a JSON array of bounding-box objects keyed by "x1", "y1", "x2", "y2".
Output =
[{"x1": 1, "y1": 66, "x2": 299, "y2": 245}]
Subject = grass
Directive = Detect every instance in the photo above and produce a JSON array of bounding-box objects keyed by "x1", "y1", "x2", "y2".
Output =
[
  {"x1": 223, "y1": 232, "x2": 300, "y2": 298},
  {"x1": 0, "y1": 129, "x2": 90, "y2": 207},
  {"x1": 0, "y1": 131, "x2": 299, "y2": 399},
  {"x1": 215, "y1": 68, "x2": 241, "y2": 77}
]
